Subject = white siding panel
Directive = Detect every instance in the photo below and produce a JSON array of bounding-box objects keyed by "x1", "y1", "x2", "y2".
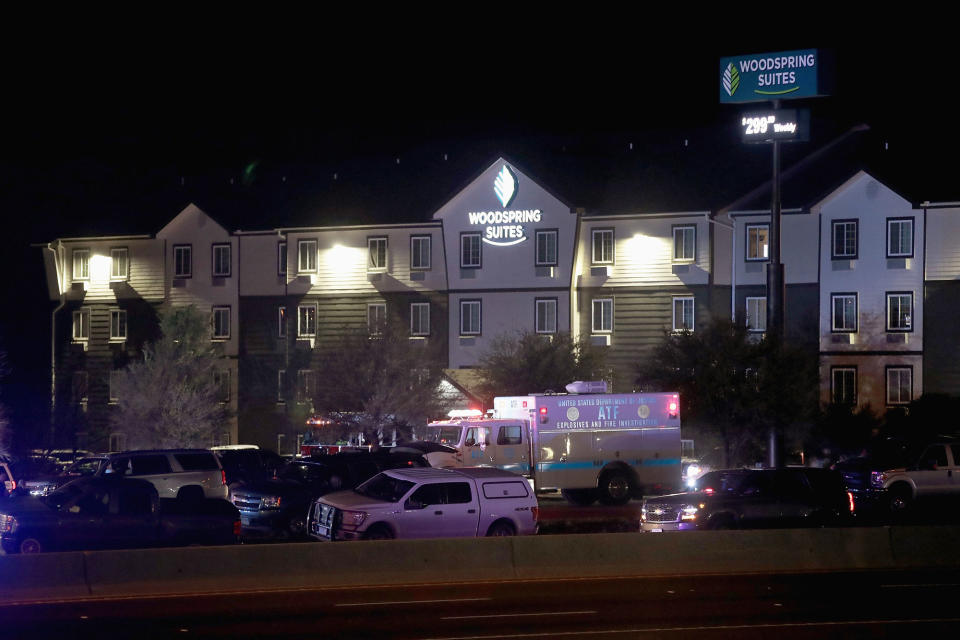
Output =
[{"x1": 925, "y1": 208, "x2": 960, "y2": 280}]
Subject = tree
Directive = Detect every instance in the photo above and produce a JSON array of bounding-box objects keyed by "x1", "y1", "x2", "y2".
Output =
[
  {"x1": 312, "y1": 318, "x2": 452, "y2": 446},
  {"x1": 635, "y1": 316, "x2": 818, "y2": 468},
  {"x1": 110, "y1": 305, "x2": 231, "y2": 449},
  {"x1": 476, "y1": 331, "x2": 608, "y2": 405}
]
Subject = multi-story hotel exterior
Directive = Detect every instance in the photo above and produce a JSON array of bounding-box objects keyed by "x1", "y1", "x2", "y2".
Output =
[{"x1": 40, "y1": 158, "x2": 960, "y2": 452}]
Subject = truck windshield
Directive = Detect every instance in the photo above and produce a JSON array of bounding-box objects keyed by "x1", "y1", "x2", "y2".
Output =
[
  {"x1": 422, "y1": 426, "x2": 462, "y2": 446},
  {"x1": 354, "y1": 474, "x2": 415, "y2": 502}
]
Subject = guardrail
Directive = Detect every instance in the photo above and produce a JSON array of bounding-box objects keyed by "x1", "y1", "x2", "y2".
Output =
[{"x1": 3, "y1": 526, "x2": 960, "y2": 604}]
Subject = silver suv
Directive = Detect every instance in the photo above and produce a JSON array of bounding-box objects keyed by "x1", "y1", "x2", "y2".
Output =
[{"x1": 96, "y1": 449, "x2": 229, "y2": 500}]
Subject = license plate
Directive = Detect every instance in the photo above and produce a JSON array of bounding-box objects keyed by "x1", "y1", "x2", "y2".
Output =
[{"x1": 651, "y1": 528, "x2": 662, "y2": 533}]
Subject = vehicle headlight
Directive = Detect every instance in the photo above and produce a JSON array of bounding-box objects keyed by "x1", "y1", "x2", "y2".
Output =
[
  {"x1": 261, "y1": 496, "x2": 282, "y2": 509},
  {"x1": 640, "y1": 505, "x2": 647, "y2": 522},
  {"x1": 680, "y1": 504, "x2": 699, "y2": 521},
  {"x1": 29, "y1": 486, "x2": 52, "y2": 497},
  {"x1": 341, "y1": 510, "x2": 367, "y2": 527},
  {"x1": 870, "y1": 471, "x2": 886, "y2": 489}
]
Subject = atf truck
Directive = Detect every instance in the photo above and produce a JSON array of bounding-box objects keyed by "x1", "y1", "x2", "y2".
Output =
[{"x1": 422, "y1": 382, "x2": 681, "y2": 505}]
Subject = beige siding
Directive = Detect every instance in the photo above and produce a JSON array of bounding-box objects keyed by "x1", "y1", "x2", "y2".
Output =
[
  {"x1": 925, "y1": 208, "x2": 960, "y2": 280},
  {"x1": 61, "y1": 238, "x2": 165, "y2": 303}
]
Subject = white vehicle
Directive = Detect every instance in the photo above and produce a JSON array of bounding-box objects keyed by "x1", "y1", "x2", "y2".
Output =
[
  {"x1": 307, "y1": 467, "x2": 539, "y2": 541},
  {"x1": 422, "y1": 382, "x2": 682, "y2": 505},
  {"x1": 96, "y1": 449, "x2": 229, "y2": 500}
]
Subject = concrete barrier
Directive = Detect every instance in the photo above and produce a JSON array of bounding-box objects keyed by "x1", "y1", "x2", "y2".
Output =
[{"x1": 0, "y1": 550, "x2": 90, "y2": 602}]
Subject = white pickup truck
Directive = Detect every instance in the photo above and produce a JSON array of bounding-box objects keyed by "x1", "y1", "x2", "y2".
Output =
[{"x1": 307, "y1": 467, "x2": 539, "y2": 541}]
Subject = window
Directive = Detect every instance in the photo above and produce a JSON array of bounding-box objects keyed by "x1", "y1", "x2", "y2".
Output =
[
  {"x1": 886, "y1": 367, "x2": 912, "y2": 405},
  {"x1": 278, "y1": 307, "x2": 287, "y2": 338},
  {"x1": 110, "y1": 248, "x2": 129, "y2": 280},
  {"x1": 109, "y1": 370, "x2": 120, "y2": 403},
  {"x1": 464, "y1": 426, "x2": 491, "y2": 447},
  {"x1": 536, "y1": 230, "x2": 558, "y2": 266},
  {"x1": 461, "y1": 233, "x2": 481, "y2": 268},
  {"x1": 277, "y1": 369, "x2": 286, "y2": 403},
  {"x1": 536, "y1": 298, "x2": 557, "y2": 334},
  {"x1": 745, "y1": 224, "x2": 768, "y2": 261},
  {"x1": 673, "y1": 296, "x2": 695, "y2": 332},
  {"x1": 296, "y1": 370, "x2": 314, "y2": 404},
  {"x1": 460, "y1": 300, "x2": 481, "y2": 335},
  {"x1": 110, "y1": 310, "x2": 127, "y2": 340},
  {"x1": 831, "y1": 294, "x2": 858, "y2": 332},
  {"x1": 832, "y1": 220, "x2": 858, "y2": 259},
  {"x1": 213, "y1": 369, "x2": 230, "y2": 403},
  {"x1": 72, "y1": 371, "x2": 88, "y2": 403},
  {"x1": 212, "y1": 306, "x2": 230, "y2": 340},
  {"x1": 592, "y1": 298, "x2": 613, "y2": 333},
  {"x1": 497, "y1": 425, "x2": 523, "y2": 446},
  {"x1": 173, "y1": 245, "x2": 192, "y2": 278},
  {"x1": 368, "y1": 303, "x2": 386, "y2": 336},
  {"x1": 745, "y1": 297, "x2": 767, "y2": 333},
  {"x1": 831, "y1": 367, "x2": 857, "y2": 405},
  {"x1": 887, "y1": 218, "x2": 914, "y2": 258},
  {"x1": 592, "y1": 229, "x2": 614, "y2": 264},
  {"x1": 410, "y1": 302, "x2": 430, "y2": 336},
  {"x1": 368, "y1": 236, "x2": 388, "y2": 271},
  {"x1": 73, "y1": 309, "x2": 89, "y2": 341},
  {"x1": 673, "y1": 225, "x2": 696, "y2": 262},
  {"x1": 410, "y1": 235, "x2": 431, "y2": 270},
  {"x1": 108, "y1": 433, "x2": 127, "y2": 453},
  {"x1": 886, "y1": 292, "x2": 913, "y2": 332},
  {"x1": 278, "y1": 241, "x2": 287, "y2": 275},
  {"x1": 212, "y1": 244, "x2": 231, "y2": 277},
  {"x1": 298, "y1": 239, "x2": 317, "y2": 273},
  {"x1": 298, "y1": 304, "x2": 317, "y2": 337},
  {"x1": 72, "y1": 249, "x2": 90, "y2": 280}
]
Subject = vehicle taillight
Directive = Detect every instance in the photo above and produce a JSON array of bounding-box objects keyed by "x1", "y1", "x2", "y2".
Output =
[
  {"x1": 233, "y1": 519, "x2": 242, "y2": 536},
  {"x1": 531, "y1": 506, "x2": 539, "y2": 523},
  {"x1": 221, "y1": 470, "x2": 227, "y2": 486},
  {"x1": 703, "y1": 487, "x2": 714, "y2": 495},
  {"x1": 847, "y1": 491, "x2": 855, "y2": 514}
]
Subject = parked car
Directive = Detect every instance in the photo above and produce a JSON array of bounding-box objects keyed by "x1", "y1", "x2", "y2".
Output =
[
  {"x1": 214, "y1": 447, "x2": 284, "y2": 485},
  {"x1": 308, "y1": 467, "x2": 540, "y2": 541},
  {"x1": 640, "y1": 467, "x2": 854, "y2": 532},
  {"x1": 0, "y1": 476, "x2": 240, "y2": 553},
  {"x1": 6, "y1": 456, "x2": 63, "y2": 497},
  {"x1": 866, "y1": 439, "x2": 960, "y2": 515},
  {"x1": 95, "y1": 449, "x2": 229, "y2": 500},
  {"x1": 231, "y1": 449, "x2": 429, "y2": 539}
]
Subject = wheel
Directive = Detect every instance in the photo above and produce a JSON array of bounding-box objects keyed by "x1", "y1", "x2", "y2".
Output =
[
  {"x1": 888, "y1": 484, "x2": 913, "y2": 515},
  {"x1": 363, "y1": 525, "x2": 395, "y2": 540},
  {"x1": 19, "y1": 537, "x2": 43, "y2": 554},
  {"x1": 486, "y1": 521, "x2": 516, "y2": 537},
  {"x1": 288, "y1": 515, "x2": 307, "y2": 538},
  {"x1": 598, "y1": 471, "x2": 632, "y2": 505},
  {"x1": 561, "y1": 489, "x2": 597, "y2": 506}
]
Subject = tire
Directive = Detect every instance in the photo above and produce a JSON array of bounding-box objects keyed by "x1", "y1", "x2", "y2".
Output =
[
  {"x1": 598, "y1": 471, "x2": 632, "y2": 505},
  {"x1": 888, "y1": 484, "x2": 913, "y2": 515},
  {"x1": 288, "y1": 514, "x2": 307, "y2": 538},
  {"x1": 486, "y1": 520, "x2": 516, "y2": 537},
  {"x1": 363, "y1": 524, "x2": 395, "y2": 540},
  {"x1": 19, "y1": 536, "x2": 43, "y2": 554},
  {"x1": 561, "y1": 489, "x2": 597, "y2": 506}
]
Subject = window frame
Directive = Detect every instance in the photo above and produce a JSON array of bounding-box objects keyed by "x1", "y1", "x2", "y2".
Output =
[
  {"x1": 672, "y1": 225, "x2": 696, "y2": 263},
  {"x1": 886, "y1": 217, "x2": 914, "y2": 258},
  {"x1": 672, "y1": 296, "x2": 695, "y2": 333},
  {"x1": 745, "y1": 296, "x2": 767, "y2": 333},
  {"x1": 591, "y1": 228, "x2": 614, "y2": 265},
  {"x1": 278, "y1": 306, "x2": 287, "y2": 338},
  {"x1": 211, "y1": 243, "x2": 232, "y2": 278},
  {"x1": 73, "y1": 308, "x2": 90, "y2": 341},
  {"x1": 277, "y1": 369, "x2": 286, "y2": 403},
  {"x1": 297, "y1": 304, "x2": 317, "y2": 338},
  {"x1": 745, "y1": 224, "x2": 769, "y2": 262},
  {"x1": 277, "y1": 241, "x2": 288, "y2": 276},
  {"x1": 173, "y1": 244, "x2": 192, "y2": 278},
  {"x1": 109, "y1": 309, "x2": 127, "y2": 341},
  {"x1": 367, "y1": 302, "x2": 386, "y2": 336},
  {"x1": 72, "y1": 248, "x2": 90, "y2": 281},
  {"x1": 831, "y1": 366, "x2": 857, "y2": 405},
  {"x1": 886, "y1": 291, "x2": 914, "y2": 333},
  {"x1": 591, "y1": 298, "x2": 613, "y2": 334},
  {"x1": 831, "y1": 219, "x2": 859, "y2": 260},
  {"x1": 831, "y1": 292, "x2": 858, "y2": 333},
  {"x1": 410, "y1": 235, "x2": 432, "y2": 270},
  {"x1": 213, "y1": 368, "x2": 231, "y2": 403},
  {"x1": 535, "y1": 297, "x2": 558, "y2": 334},
  {"x1": 368, "y1": 236, "x2": 388, "y2": 272},
  {"x1": 535, "y1": 229, "x2": 558, "y2": 267},
  {"x1": 296, "y1": 369, "x2": 314, "y2": 404},
  {"x1": 298, "y1": 239, "x2": 318, "y2": 273},
  {"x1": 886, "y1": 366, "x2": 913, "y2": 406},
  {"x1": 212, "y1": 306, "x2": 231, "y2": 341},
  {"x1": 460, "y1": 233, "x2": 482, "y2": 269},
  {"x1": 460, "y1": 299, "x2": 482, "y2": 336},
  {"x1": 110, "y1": 247, "x2": 129, "y2": 280},
  {"x1": 109, "y1": 370, "x2": 121, "y2": 404},
  {"x1": 410, "y1": 302, "x2": 430, "y2": 336}
]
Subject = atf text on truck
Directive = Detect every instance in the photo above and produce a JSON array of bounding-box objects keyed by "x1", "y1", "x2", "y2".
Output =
[{"x1": 423, "y1": 382, "x2": 681, "y2": 505}]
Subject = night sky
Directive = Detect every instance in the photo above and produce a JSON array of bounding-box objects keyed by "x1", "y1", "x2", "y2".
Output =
[{"x1": 1, "y1": 20, "x2": 953, "y2": 439}]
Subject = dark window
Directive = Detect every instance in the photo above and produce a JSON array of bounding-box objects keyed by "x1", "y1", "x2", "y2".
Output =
[
  {"x1": 497, "y1": 425, "x2": 523, "y2": 445},
  {"x1": 175, "y1": 453, "x2": 219, "y2": 471},
  {"x1": 921, "y1": 445, "x2": 948, "y2": 469},
  {"x1": 444, "y1": 482, "x2": 473, "y2": 504},
  {"x1": 410, "y1": 483, "x2": 443, "y2": 506},
  {"x1": 130, "y1": 455, "x2": 172, "y2": 476},
  {"x1": 738, "y1": 472, "x2": 773, "y2": 496}
]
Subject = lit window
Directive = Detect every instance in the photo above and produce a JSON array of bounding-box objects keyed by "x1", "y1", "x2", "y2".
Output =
[
  {"x1": 746, "y1": 224, "x2": 768, "y2": 261},
  {"x1": 745, "y1": 297, "x2": 767, "y2": 332},
  {"x1": 278, "y1": 241, "x2": 287, "y2": 275},
  {"x1": 212, "y1": 306, "x2": 230, "y2": 340},
  {"x1": 832, "y1": 367, "x2": 857, "y2": 405},
  {"x1": 410, "y1": 235, "x2": 431, "y2": 270},
  {"x1": 673, "y1": 297, "x2": 695, "y2": 332},
  {"x1": 536, "y1": 230, "x2": 558, "y2": 266},
  {"x1": 592, "y1": 229, "x2": 613, "y2": 264},
  {"x1": 460, "y1": 300, "x2": 481, "y2": 335},
  {"x1": 110, "y1": 310, "x2": 127, "y2": 340},
  {"x1": 887, "y1": 293, "x2": 913, "y2": 332},
  {"x1": 368, "y1": 303, "x2": 386, "y2": 336},
  {"x1": 73, "y1": 309, "x2": 89, "y2": 341},
  {"x1": 278, "y1": 306, "x2": 287, "y2": 338},
  {"x1": 536, "y1": 298, "x2": 557, "y2": 334},
  {"x1": 410, "y1": 302, "x2": 430, "y2": 336},
  {"x1": 298, "y1": 239, "x2": 317, "y2": 273},
  {"x1": 832, "y1": 220, "x2": 858, "y2": 259},
  {"x1": 173, "y1": 245, "x2": 192, "y2": 278},
  {"x1": 73, "y1": 249, "x2": 90, "y2": 280},
  {"x1": 461, "y1": 233, "x2": 481, "y2": 268},
  {"x1": 111, "y1": 248, "x2": 129, "y2": 280},
  {"x1": 592, "y1": 298, "x2": 613, "y2": 333},
  {"x1": 298, "y1": 304, "x2": 317, "y2": 337},
  {"x1": 673, "y1": 226, "x2": 696, "y2": 262},
  {"x1": 212, "y1": 244, "x2": 231, "y2": 277},
  {"x1": 886, "y1": 367, "x2": 912, "y2": 405},
  {"x1": 368, "y1": 237, "x2": 388, "y2": 271},
  {"x1": 887, "y1": 218, "x2": 914, "y2": 258},
  {"x1": 832, "y1": 294, "x2": 858, "y2": 332}
]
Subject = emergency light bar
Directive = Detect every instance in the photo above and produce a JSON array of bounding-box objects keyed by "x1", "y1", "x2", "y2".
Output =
[
  {"x1": 448, "y1": 409, "x2": 484, "y2": 419},
  {"x1": 565, "y1": 381, "x2": 608, "y2": 394}
]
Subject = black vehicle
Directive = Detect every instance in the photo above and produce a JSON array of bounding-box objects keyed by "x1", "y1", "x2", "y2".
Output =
[
  {"x1": 15, "y1": 456, "x2": 108, "y2": 498},
  {"x1": 640, "y1": 468, "x2": 854, "y2": 532},
  {"x1": 231, "y1": 449, "x2": 428, "y2": 539},
  {"x1": 0, "y1": 476, "x2": 240, "y2": 553},
  {"x1": 215, "y1": 447, "x2": 284, "y2": 486}
]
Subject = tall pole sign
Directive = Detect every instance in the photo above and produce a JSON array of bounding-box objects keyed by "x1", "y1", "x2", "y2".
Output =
[{"x1": 719, "y1": 48, "x2": 827, "y2": 468}]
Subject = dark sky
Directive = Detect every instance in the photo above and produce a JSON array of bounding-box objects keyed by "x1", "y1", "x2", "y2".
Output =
[{"x1": 0, "y1": 18, "x2": 954, "y2": 435}]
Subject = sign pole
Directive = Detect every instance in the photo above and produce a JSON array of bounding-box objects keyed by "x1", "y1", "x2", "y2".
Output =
[{"x1": 767, "y1": 99, "x2": 785, "y2": 468}]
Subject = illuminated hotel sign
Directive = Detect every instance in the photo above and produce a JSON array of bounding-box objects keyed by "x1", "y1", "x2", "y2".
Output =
[
  {"x1": 719, "y1": 49, "x2": 825, "y2": 104},
  {"x1": 467, "y1": 165, "x2": 542, "y2": 247},
  {"x1": 739, "y1": 109, "x2": 809, "y2": 143}
]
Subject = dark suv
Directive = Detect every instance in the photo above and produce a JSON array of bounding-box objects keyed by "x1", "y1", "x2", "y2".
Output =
[{"x1": 641, "y1": 468, "x2": 853, "y2": 532}]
